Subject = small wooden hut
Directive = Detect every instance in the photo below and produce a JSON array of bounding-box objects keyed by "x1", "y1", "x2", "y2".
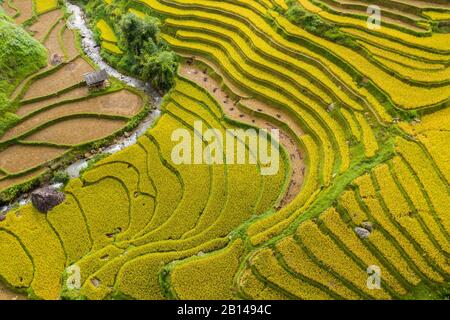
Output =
[{"x1": 84, "y1": 69, "x2": 108, "y2": 88}]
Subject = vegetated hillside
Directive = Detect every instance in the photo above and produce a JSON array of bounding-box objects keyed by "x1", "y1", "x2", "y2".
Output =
[
  {"x1": 0, "y1": 7, "x2": 47, "y2": 134},
  {"x1": 0, "y1": 0, "x2": 449, "y2": 300},
  {"x1": 0, "y1": 9, "x2": 47, "y2": 94}
]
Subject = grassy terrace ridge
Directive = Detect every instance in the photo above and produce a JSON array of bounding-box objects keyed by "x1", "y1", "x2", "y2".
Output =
[
  {"x1": 0, "y1": 7, "x2": 46, "y2": 135},
  {"x1": 302, "y1": 0, "x2": 431, "y2": 33},
  {"x1": 0, "y1": 0, "x2": 449, "y2": 300}
]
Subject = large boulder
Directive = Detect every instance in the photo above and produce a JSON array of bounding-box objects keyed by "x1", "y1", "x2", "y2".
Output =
[
  {"x1": 31, "y1": 187, "x2": 65, "y2": 213},
  {"x1": 354, "y1": 227, "x2": 371, "y2": 239}
]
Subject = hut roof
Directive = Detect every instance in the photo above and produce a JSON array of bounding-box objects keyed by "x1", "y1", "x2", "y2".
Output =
[{"x1": 84, "y1": 69, "x2": 108, "y2": 86}]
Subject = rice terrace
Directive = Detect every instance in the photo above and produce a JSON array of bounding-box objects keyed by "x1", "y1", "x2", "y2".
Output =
[{"x1": 0, "y1": 0, "x2": 449, "y2": 302}]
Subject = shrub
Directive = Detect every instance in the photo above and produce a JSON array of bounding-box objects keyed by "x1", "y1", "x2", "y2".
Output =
[
  {"x1": 83, "y1": 1, "x2": 178, "y2": 92},
  {"x1": 52, "y1": 170, "x2": 70, "y2": 185},
  {"x1": 284, "y1": 1, "x2": 358, "y2": 49},
  {"x1": 0, "y1": 11, "x2": 46, "y2": 127},
  {"x1": 141, "y1": 50, "x2": 178, "y2": 91},
  {"x1": 0, "y1": 13, "x2": 47, "y2": 94},
  {"x1": 0, "y1": 94, "x2": 19, "y2": 136}
]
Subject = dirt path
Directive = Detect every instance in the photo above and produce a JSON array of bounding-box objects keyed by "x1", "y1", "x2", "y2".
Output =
[{"x1": 180, "y1": 61, "x2": 305, "y2": 208}]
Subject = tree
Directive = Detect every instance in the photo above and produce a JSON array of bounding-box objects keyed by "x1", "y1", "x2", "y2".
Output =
[
  {"x1": 142, "y1": 51, "x2": 178, "y2": 91},
  {"x1": 119, "y1": 13, "x2": 159, "y2": 56},
  {"x1": 89, "y1": 1, "x2": 179, "y2": 92}
]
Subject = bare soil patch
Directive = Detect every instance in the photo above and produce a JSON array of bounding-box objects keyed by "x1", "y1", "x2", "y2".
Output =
[
  {"x1": 0, "y1": 168, "x2": 46, "y2": 193},
  {"x1": 180, "y1": 56, "x2": 250, "y2": 98},
  {"x1": 241, "y1": 100, "x2": 305, "y2": 206},
  {"x1": 3, "y1": 90, "x2": 141, "y2": 141},
  {"x1": 0, "y1": 282, "x2": 26, "y2": 300},
  {"x1": 1, "y1": 1, "x2": 17, "y2": 17},
  {"x1": 44, "y1": 19, "x2": 65, "y2": 67},
  {"x1": 180, "y1": 63, "x2": 305, "y2": 207},
  {"x1": 24, "y1": 118, "x2": 127, "y2": 146},
  {"x1": 12, "y1": 0, "x2": 33, "y2": 24},
  {"x1": 62, "y1": 26, "x2": 80, "y2": 60},
  {"x1": 27, "y1": 9, "x2": 63, "y2": 42},
  {"x1": 22, "y1": 57, "x2": 94, "y2": 101},
  {"x1": 242, "y1": 99, "x2": 305, "y2": 138},
  {"x1": 0, "y1": 145, "x2": 66, "y2": 174},
  {"x1": 17, "y1": 86, "x2": 90, "y2": 117}
]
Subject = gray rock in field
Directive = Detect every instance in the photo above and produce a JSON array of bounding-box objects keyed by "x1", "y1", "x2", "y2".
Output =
[
  {"x1": 31, "y1": 187, "x2": 65, "y2": 213},
  {"x1": 91, "y1": 278, "x2": 101, "y2": 288},
  {"x1": 354, "y1": 227, "x2": 371, "y2": 239},
  {"x1": 361, "y1": 221, "x2": 374, "y2": 232},
  {"x1": 50, "y1": 53, "x2": 63, "y2": 66},
  {"x1": 197, "y1": 251, "x2": 205, "y2": 257}
]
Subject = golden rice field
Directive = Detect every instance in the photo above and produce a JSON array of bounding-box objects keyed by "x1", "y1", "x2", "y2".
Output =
[{"x1": 0, "y1": 0, "x2": 449, "y2": 300}]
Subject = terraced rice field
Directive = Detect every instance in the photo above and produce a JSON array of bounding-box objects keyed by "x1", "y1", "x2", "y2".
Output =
[
  {"x1": 0, "y1": 4, "x2": 147, "y2": 198},
  {"x1": 96, "y1": 18, "x2": 124, "y2": 54},
  {"x1": 1, "y1": 0, "x2": 33, "y2": 24},
  {"x1": 34, "y1": 0, "x2": 58, "y2": 14},
  {"x1": 0, "y1": 0, "x2": 449, "y2": 300}
]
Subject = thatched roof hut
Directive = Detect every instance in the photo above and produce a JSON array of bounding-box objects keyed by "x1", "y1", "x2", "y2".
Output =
[{"x1": 84, "y1": 69, "x2": 108, "y2": 87}]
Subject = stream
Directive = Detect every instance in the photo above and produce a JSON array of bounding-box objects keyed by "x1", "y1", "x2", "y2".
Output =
[{"x1": 0, "y1": 2, "x2": 163, "y2": 214}]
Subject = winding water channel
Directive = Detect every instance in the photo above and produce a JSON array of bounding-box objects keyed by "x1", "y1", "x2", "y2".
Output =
[{"x1": 0, "y1": 2, "x2": 162, "y2": 214}]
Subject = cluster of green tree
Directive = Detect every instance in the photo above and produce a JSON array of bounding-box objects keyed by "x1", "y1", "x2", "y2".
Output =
[
  {"x1": 284, "y1": 0, "x2": 359, "y2": 49},
  {"x1": 432, "y1": 20, "x2": 450, "y2": 33},
  {"x1": 82, "y1": 0, "x2": 178, "y2": 92},
  {"x1": 0, "y1": 8, "x2": 47, "y2": 135}
]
